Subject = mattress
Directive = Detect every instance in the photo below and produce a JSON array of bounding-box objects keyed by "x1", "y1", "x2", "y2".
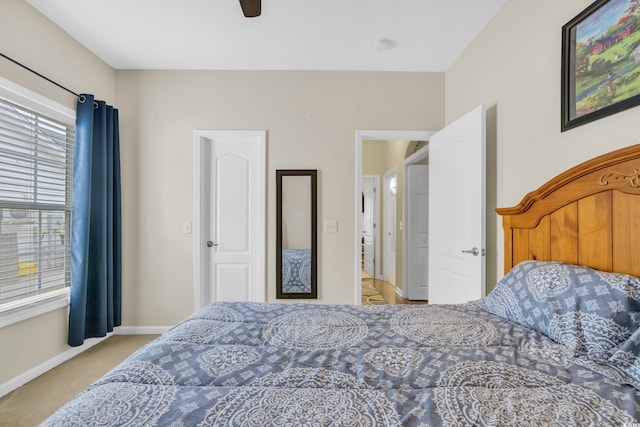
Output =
[{"x1": 41, "y1": 266, "x2": 640, "y2": 426}]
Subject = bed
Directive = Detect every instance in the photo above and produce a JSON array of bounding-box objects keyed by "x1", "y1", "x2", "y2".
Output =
[
  {"x1": 281, "y1": 248, "x2": 312, "y2": 293},
  {"x1": 41, "y1": 145, "x2": 640, "y2": 426}
]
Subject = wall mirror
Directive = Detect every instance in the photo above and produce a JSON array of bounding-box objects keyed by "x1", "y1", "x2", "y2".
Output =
[{"x1": 276, "y1": 169, "x2": 317, "y2": 299}]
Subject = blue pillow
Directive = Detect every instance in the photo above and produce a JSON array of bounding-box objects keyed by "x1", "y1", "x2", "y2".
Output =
[{"x1": 484, "y1": 260, "x2": 640, "y2": 363}]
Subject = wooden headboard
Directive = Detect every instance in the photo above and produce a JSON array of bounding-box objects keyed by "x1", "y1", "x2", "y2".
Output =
[{"x1": 496, "y1": 144, "x2": 640, "y2": 277}]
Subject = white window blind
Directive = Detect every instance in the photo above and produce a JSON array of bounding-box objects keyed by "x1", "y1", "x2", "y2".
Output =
[{"x1": 0, "y1": 96, "x2": 75, "y2": 305}]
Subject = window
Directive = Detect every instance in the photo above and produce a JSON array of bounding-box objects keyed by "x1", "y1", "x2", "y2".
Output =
[{"x1": 0, "y1": 78, "x2": 75, "y2": 323}]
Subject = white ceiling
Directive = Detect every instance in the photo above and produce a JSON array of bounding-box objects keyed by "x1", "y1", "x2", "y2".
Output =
[{"x1": 26, "y1": 0, "x2": 507, "y2": 72}]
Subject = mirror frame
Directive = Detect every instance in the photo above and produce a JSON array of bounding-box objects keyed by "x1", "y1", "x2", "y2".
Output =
[{"x1": 276, "y1": 169, "x2": 317, "y2": 299}]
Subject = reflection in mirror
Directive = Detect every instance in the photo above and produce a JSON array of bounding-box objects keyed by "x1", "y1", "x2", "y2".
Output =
[{"x1": 276, "y1": 170, "x2": 317, "y2": 299}]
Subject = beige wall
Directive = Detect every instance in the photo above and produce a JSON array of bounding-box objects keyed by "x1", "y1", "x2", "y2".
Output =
[
  {"x1": 446, "y1": 0, "x2": 640, "y2": 291},
  {"x1": 0, "y1": 1, "x2": 115, "y2": 109},
  {"x1": 115, "y1": 70, "x2": 445, "y2": 324},
  {"x1": 0, "y1": 0, "x2": 115, "y2": 385}
]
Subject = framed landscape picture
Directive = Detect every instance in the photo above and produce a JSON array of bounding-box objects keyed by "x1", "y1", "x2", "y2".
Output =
[{"x1": 562, "y1": 0, "x2": 640, "y2": 131}]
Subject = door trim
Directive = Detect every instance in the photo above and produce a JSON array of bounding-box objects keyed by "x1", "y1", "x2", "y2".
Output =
[
  {"x1": 193, "y1": 130, "x2": 266, "y2": 310},
  {"x1": 355, "y1": 130, "x2": 434, "y2": 305}
]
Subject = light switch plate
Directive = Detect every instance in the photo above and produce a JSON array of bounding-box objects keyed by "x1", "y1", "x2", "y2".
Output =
[
  {"x1": 324, "y1": 219, "x2": 338, "y2": 233},
  {"x1": 182, "y1": 221, "x2": 192, "y2": 234}
]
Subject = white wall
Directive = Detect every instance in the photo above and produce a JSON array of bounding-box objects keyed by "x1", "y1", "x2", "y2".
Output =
[
  {"x1": 446, "y1": 0, "x2": 640, "y2": 291},
  {"x1": 0, "y1": 0, "x2": 115, "y2": 385},
  {"x1": 115, "y1": 70, "x2": 445, "y2": 325}
]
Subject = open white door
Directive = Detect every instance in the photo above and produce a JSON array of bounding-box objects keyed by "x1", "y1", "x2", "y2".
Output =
[
  {"x1": 362, "y1": 178, "x2": 376, "y2": 277},
  {"x1": 407, "y1": 164, "x2": 429, "y2": 300},
  {"x1": 428, "y1": 105, "x2": 485, "y2": 304},
  {"x1": 383, "y1": 170, "x2": 397, "y2": 285}
]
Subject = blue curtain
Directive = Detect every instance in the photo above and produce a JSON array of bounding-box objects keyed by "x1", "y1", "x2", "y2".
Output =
[{"x1": 68, "y1": 94, "x2": 122, "y2": 347}]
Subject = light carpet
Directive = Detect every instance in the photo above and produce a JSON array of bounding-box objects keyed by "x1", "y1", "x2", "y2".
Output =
[{"x1": 0, "y1": 335, "x2": 157, "y2": 427}]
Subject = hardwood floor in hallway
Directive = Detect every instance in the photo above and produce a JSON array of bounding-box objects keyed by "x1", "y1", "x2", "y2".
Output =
[{"x1": 361, "y1": 271, "x2": 427, "y2": 305}]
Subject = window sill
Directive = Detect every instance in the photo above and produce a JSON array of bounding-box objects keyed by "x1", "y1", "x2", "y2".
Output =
[{"x1": 0, "y1": 288, "x2": 70, "y2": 329}]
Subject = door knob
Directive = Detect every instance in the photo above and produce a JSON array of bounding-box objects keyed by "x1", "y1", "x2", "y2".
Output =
[
  {"x1": 461, "y1": 247, "x2": 479, "y2": 256},
  {"x1": 206, "y1": 241, "x2": 219, "y2": 247}
]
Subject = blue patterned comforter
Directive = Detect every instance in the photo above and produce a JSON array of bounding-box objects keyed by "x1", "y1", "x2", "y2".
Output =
[
  {"x1": 282, "y1": 248, "x2": 311, "y2": 293},
  {"x1": 41, "y1": 301, "x2": 640, "y2": 426}
]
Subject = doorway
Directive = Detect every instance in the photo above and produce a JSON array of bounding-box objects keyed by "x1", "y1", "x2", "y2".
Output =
[
  {"x1": 355, "y1": 130, "x2": 435, "y2": 305},
  {"x1": 193, "y1": 130, "x2": 266, "y2": 309},
  {"x1": 356, "y1": 106, "x2": 486, "y2": 305}
]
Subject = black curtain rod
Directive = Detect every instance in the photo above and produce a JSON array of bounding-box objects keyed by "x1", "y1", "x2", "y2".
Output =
[{"x1": 0, "y1": 52, "x2": 80, "y2": 98}]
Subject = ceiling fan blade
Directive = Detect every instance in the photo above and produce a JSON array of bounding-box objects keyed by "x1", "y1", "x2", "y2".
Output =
[{"x1": 239, "y1": 0, "x2": 261, "y2": 17}]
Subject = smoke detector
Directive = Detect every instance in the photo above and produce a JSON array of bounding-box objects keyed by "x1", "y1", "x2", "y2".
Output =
[{"x1": 373, "y1": 38, "x2": 395, "y2": 52}]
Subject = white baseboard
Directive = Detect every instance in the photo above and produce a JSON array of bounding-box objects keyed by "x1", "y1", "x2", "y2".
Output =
[
  {"x1": 0, "y1": 326, "x2": 169, "y2": 399},
  {"x1": 395, "y1": 285, "x2": 405, "y2": 299},
  {"x1": 114, "y1": 326, "x2": 169, "y2": 335},
  {"x1": 0, "y1": 334, "x2": 111, "y2": 399}
]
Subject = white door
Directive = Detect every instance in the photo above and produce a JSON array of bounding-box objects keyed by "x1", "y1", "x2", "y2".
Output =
[
  {"x1": 428, "y1": 105, "x2": 485, "y2": 304},
  {"x1": 195, "y1": 130, "x2": 265, "y2": 305},
  {"x1": 362, "y1": 178, "x2": 376, "y2": 277},
  {"x1": 384, "y1": 170, "x2": 397, "y2": 285},
  {"x1": 407, "y1": 164, "x2": 429, "y2": 300}
]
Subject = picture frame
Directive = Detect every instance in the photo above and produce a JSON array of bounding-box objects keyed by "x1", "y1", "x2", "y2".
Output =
[{"x1": 561, "y1": 0, "x2": 640, "y2": 131}]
